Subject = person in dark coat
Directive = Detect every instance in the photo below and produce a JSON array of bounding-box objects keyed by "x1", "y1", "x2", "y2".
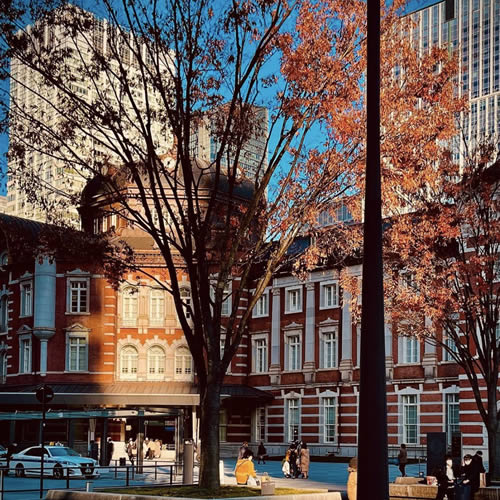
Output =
[
  {"x1": 462, "y1": 453, "x2": 482, "y2": 494},
  {"x1": 435, "y1": 455, "x2": 457, "y2": 500},
  {"x1": 398, "y1": 444, "x2": 408, "y2": 477},
  {"x1": 288, "y1": 443, "x2": 299, "y2": 478},
  {"x1": 89, "y1": 440, "x2": 99, "y2": 460},
  {"x1": 6, "y1": 442, "x2": 18, "y2": 470},
  {"x1": 257, "y1": 442, "x2": 267, "y2": 464},
  {"x1": 105, "y1": 437, "x2": 114, "y2": 466}
]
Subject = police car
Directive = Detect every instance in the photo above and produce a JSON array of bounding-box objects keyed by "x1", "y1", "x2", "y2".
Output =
[{"x1": 9, "y1": 445, "x2": 99, "y2": 479}]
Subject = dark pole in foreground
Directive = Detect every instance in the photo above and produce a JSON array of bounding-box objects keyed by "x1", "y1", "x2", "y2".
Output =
[
  {"x1": 36, "y1": 384, "x2": 54, "y2": 500},
  {"x1": 357, "y1": 0, "x2": 388, "y2": 497}
]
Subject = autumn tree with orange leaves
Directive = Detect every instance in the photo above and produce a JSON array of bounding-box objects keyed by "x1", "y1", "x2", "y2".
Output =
[
  {"x1": 0, "y1": 0, "x2": 462, "y2": 487},
  {"x1": 384, "y1": 138, "x2": 500, "y2": 477}
]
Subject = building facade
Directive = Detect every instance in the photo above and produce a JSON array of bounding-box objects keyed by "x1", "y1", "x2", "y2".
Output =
[{"x1": 409, "y1": 0, "x2": 500, "y2": 163}]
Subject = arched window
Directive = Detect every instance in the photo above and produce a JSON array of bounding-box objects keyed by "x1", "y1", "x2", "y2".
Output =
[
  {"x1": 0, "y1": 296, "x2": 8, "y2": 333},
  {"x1": 175, "y1": 346, "x2": 193, "y2": 380},
  {"x1": 180, "y1": 288, "x2": 191, "y2": 320},
  {"x1": 150, "y1": 289, "x2": 165, "y2": 326},
  {"x1": 120, "y1": 345, "x2": 138, "y2": 379},
  {"x1": 122, "y1": 287, "x2": 138, "y2": 326},
  {"x1": 147, "y1": 346, "x2": 165, "y2": 379}
]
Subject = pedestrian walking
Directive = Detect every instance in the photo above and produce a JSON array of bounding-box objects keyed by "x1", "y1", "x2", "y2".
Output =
[
  {"x1": 398, "y1": 443, "x2": 408, "y2": 477},
  {"x1": 257, "y1": 441, "x2": 267, "y2": 464},
  {"x1": 347, "y1": 457, "x2": 357, "y2": 500},
  {"x1": 288, "y1": 443, "x2": 299, "y2": 478},
  {"x1": 299, "y1": 442, "x2": 310, "y2": 479},
  {"x1": 106, "y1": 437, "x2": 114, "y2": 466},
  {"x1": 126, "y1": 438, "x2": 137, "y2": 467}
]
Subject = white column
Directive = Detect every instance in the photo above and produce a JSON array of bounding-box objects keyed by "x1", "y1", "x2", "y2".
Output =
[
  {"x1": 39, "y1": 339, "x2": 49, "y2": 374},
  {"x1": 422, "y1": 316, "x2": 437, "y2": 379},
  {"x1": 385, "y1": 323, "x2": 394, "y2": 379},
  {"x1": 33, "y1": 257, "x2": 56, "y2": 376},
  {"x1": 304, "y1": 283, "x2": 316, "y2": 381},
  {"x1": 270, "y1": 287, "x2": 281, "y2": 384},
  {"x1": 339, "y1": 290, "x2": 353, "y2": 381}
]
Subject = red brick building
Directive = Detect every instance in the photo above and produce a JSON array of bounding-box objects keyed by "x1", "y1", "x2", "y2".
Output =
[{"x1": 0, "y1": 209, "x2": 488, "y2": 460}]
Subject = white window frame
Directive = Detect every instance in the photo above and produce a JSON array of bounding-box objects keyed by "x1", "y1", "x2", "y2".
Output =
[
  {"x1": 443, "y1": 334, "x2": 459, "y2": 362},
  {"x1": 66, "y1": 332, "x2": 89, "y2": 372},
  {"x1": 0, "y1": 352, "x2": 7, "y2": 383},
  {"x1": 210, "y1": 280, "x2": 232, "y2": 317},
  {"x1": 150, "y1": 289, "x2": 165, "y2": 326},
  {"x1": 20, "y1": 281, "x2": 33, "y2": 318},
  {"x1": 286, "y1": 397, "x2": 300, "y2": 442},
  {"x1": 401, "y1": 393, "x2": 419, "y2": 445},
  {"x1": 175, "y1": 346, "x2": 193, "y2": 380},
  {"x1": 319, "y1": 327, "x2": 338, "y2": 369},
  {"x1": 219, "y1": 409, "x2": 228, "y2": 442},
  {"x1": 0, "y1": 295, "x2": 8, "y2": 333},
  {"x1": 251, "y1": 334, "x2": 268, "y2": 373},
  {"x1": 322, "y1": 396, "x2": 337, "y2": 443},
  {"x1": 356, "y1": 324, "x2": 361, "y2": 367},
  {"x1": 120, "y1": 345, "x2": 139, "y2": 380},
  {"x1": 400, "y1": 336, "x2": 420, "y2": 364},
  {"x1": 66, "y1": 277, "x2": 90, "y2": 314},
  {"x1": 320, "y1": 281, "x2": 339, "y2": 309},
  {"x1": 19, "y1": 334, "x2": 32, "y2": 374},
  {"x1": 122, "y1": 287, "x2": 138, "y2": 326},
  {"x1": 285, "y1": 286, "x2": 302, "y2": 314},
  {"x1": 445, "y1": 391, "x2": 460, "y2": 445},
  {"x1": 180, "y1": 287, "x2": 192, "y2": 320},
  {"x1": 253, "y1": 291, "x2": 269, "y2": 318},
  {"x1": 285, "y1": 331, "x2": 302, "y2": 371},
  {"x1": 253, "y1": 407, "x2": 266, "y2": 442},
  {"x1": 147, "y1": 345, "x2": 166, "y2": 380}
]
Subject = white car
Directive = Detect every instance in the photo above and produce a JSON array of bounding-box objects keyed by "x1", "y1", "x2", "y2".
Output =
[{"x1": 10, "y1": 446, "x2": 99, "y2": 479}]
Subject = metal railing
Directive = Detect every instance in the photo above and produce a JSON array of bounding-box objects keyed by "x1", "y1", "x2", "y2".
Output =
[{"x1": 0, "y1": 461, "x2": 187, "y2": 499}]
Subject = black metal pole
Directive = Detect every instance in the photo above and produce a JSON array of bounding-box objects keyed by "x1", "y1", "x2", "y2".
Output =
[
  {"x1": 357, "y1": 0, "x2": 388, "y2": 497},
  {"x1": 40, "y1": 399, "x2": 46, "y2": 499}
]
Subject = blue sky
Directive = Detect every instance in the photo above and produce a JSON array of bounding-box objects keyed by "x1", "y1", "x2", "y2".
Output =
[{"x1": 0, "y1": 0, "x2": 443, "y2": 198}]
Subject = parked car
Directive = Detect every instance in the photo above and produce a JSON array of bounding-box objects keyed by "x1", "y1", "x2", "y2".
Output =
[
  {"x1": 0, "y1": 445, "x2": 6, "y2": 468},
  {"x1": 9, "y1": 446, "x2": 99, "y2": 479}
]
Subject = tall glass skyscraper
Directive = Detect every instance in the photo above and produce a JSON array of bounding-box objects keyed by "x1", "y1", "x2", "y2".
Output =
[{"x1": 408, "y1": 0, "x2": 499, "y2": 162}]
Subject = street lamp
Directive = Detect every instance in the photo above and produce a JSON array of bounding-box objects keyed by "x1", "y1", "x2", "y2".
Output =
[{"x1": 35, "y1": 384, "x2": 54, "y2": 499}]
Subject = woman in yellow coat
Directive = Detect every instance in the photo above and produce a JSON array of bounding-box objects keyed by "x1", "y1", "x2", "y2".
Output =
[{"x1": 235, "y1": 451, "x2": 258, "y2": 485}]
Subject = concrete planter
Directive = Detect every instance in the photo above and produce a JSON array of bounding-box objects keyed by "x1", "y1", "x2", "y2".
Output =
[{"x1": 47, "y1": 489, "x2": 342, "y2": 500}]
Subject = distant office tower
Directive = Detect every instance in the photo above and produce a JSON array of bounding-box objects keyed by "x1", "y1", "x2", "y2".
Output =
[
  {"x1": 6, "y1": 8, "x2": 173, "y2": 224},
  {"x1": 408, "y1": 0, "x2": 500, "y2": 163},
  {"x1": 190, "y1": 106, "x2": 269, "y2": 182}
]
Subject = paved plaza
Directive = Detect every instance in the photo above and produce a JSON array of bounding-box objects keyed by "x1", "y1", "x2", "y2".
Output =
[{"x1": 0, "y1": 460, "x2": 427, "y2": 499}]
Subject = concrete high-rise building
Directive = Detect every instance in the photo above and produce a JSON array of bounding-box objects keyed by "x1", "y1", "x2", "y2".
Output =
[
  {"x1": 408, "y1": 0, "x2": 500, "y2": 162},
  {"x1": 190, "y1": 106, "x2": 269, "y2": 182},
  {"x1": 6, "y1": 8, "x2": 173, "y2": 224}
]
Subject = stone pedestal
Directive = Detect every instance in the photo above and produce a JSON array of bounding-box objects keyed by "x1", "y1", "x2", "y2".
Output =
[
  {"x1": 303, "y1": 361, "x2": 315, "y2": 383},
  {"x1": 385, "y1": 355, "x2": 394, "y2": 380},
  {"x1": 422, "y1": 352, "x2": 438, "y2": 379},
  {"x1": 269, "y1": 364, "x2": 281, "y2": 385},
  {"x1": 339, "y1": 359, "x2": 353, "y2": 382}
]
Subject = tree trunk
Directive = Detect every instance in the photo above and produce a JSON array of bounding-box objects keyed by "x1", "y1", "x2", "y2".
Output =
[
  {"x1": 487, "y1": 384, "x2": 500, "y2": 480},
  {"x1": 198, "y1": 381, "x2": 221, "y2": 489}
]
